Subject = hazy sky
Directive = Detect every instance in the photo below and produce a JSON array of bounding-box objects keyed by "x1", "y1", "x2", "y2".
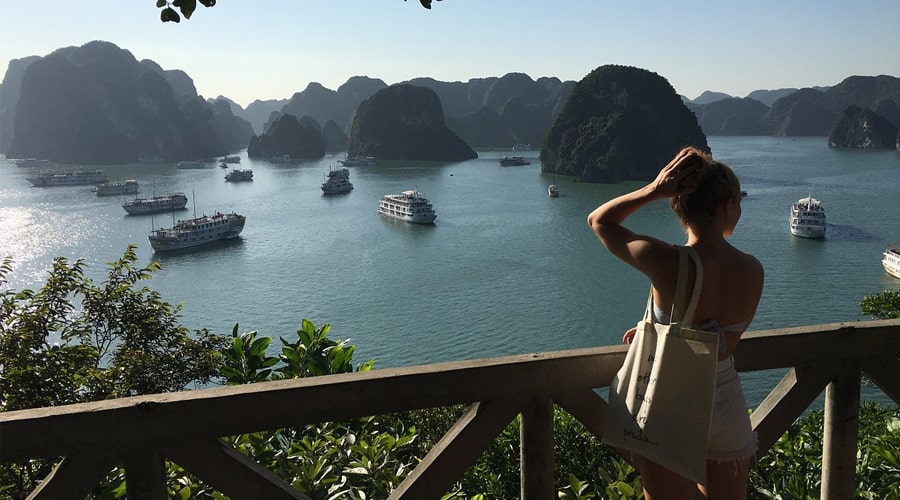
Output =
[{"x1": 3, "y1": 1, "x2": 899, "y2": 108}]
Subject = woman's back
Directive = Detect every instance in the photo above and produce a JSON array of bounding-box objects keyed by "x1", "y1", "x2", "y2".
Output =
[{"x1": 652, "y1": 242, "x2": 762, "y2": 330}]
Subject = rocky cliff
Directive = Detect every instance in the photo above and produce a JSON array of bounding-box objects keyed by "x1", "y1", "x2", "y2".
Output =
[
  {"x1": 0, "y1": 56, "x2": 39, "y2": 153},
  {"x1": 828, "y1": 106, "x2": 899, "y2": 149},
  {"x1": 278, "y1": 79, "x2": 383, "y2": 135},
  {"x1": 692, "y1": 97, "x2": 770, "y2": 135},
  {"x1": 541, "y1": 65, "x2": 707, "y2": 182},
  {"x1": 321, "y1": 119, "x2": 348, "y2": 153},
  {"x1": 247, "y1": 114, "x2": 325, "y2": 159},
  {"x1": 4, "y1": 41, "x2": 247, "y2": 163},
  {"x1": 347, "y1": 84, "x2": 477, "y2": 162},
  {"x1": 689, "y1": 76, "x2": 900, "y2": 137}
]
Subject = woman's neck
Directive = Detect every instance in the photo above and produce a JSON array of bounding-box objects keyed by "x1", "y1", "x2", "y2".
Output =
[{"x1": 685, "y1": 226, "x2": 726, "y2": 247}]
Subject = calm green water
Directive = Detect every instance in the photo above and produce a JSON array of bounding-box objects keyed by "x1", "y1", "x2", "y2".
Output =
[{"x1": 2, "y1": 137, "x2": 899, "y2": 406}]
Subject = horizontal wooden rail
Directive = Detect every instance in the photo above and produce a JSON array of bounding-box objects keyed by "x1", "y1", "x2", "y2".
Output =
[{"x1": 2, "y1": 319, "x2": 900, "y2": 499}]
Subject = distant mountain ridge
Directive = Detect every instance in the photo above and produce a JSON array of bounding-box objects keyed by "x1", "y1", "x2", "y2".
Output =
[
  {"x1": 685, "y1": 76, "x2": 900, "y2": 142},
  {"x1": 2, "y1": 41, "x2": 898, "y2": 162},
  {"x1": 231, "y1": 72, "x2": 575, "y2": 152}
]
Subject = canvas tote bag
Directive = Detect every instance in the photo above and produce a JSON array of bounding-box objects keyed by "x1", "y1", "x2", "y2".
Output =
[{"x1": 603, "y1": 245, "x2": 719, "y2": 484}]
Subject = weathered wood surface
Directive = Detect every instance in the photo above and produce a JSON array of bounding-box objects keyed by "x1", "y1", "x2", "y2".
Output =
[
  {"x1": 165, "y1": 439, "x2": 310, "y2": 500},
  {"x1": 392, "y1": 399, "x2": 523, "y2": 499},
  {"x1": 821, "y1": 365, "x2": 861, "y2": 500},
  {"x1": 1, "y1": 346, "x2": 624, "y2": 462},
  {"x1": 28, "y1": 452, "x2": 118, "y2": 500},
  {"x1": 520, "y1": 397, "x2": 555, "y2": 499}
]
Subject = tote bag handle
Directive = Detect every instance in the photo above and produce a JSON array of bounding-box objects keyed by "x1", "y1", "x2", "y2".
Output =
[{"x1": 641, "y1": 245, "x2": 704, "y2": 325}]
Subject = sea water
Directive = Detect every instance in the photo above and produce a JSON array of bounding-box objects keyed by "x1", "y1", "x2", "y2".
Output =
[{"x1": 2, "y1": 136, "x2": 899, "y2": 407}]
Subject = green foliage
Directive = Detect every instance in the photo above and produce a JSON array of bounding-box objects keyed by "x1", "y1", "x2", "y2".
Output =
[
  {"x1": 749, "y1": 404, "x2": 900, "y2": 499},
  {"x1": 219, "y1": 325, "x2": 279, "y2": 384},
  {"x1": 0, "y1": 246, "x2": 228, "y2": 498},
  {"x1": 157, "y1": 0, "x2": 440, "y2": 23},
  {"x1": 218, "y1": 319, "x2": 374, "y2": 386},
  {"x1": 278, "y1": 318, "x2": 373, "y2": 378},
  {"x1": 0, "y1": 246, "x2": 227, "y2": 410},
  {"x1": 157, "y1": 0, "x2": 216, "y2": 23},
  {"x1": 860, "y1": 290, "x2": 900, "y2": 319}
]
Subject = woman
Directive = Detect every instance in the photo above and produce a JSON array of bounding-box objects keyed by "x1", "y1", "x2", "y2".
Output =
[{"x1": 587, "y1": 147, "x2": 764, "y2": 499}]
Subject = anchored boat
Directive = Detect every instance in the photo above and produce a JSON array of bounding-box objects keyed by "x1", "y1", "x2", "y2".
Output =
[{"x1": 377, "y1": 190, "x2": 436, "y2": 224}]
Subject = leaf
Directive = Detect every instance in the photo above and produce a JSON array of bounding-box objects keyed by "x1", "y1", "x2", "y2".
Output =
[
  {"x1": 160, "y1": 7, "x2": 180, "y2": 22},
  {"x1": 156, "y1": 0, "x2": 166, "y2": 7},
  {"x1": 616, "y1": 482, "x2": 635, "y2": 495},
  {"x1": 177, "y1": 0, "x2": 196, "y2": 19},
  {"x1": 886, "y1": 417, "x2": 900, "y2": 433},
  {"x1": 199, "y1": 0, "x2": 216, "y2": 6}
]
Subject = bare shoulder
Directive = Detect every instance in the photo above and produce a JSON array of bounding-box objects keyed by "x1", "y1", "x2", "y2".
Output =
[{"x1": 731, "y1": 247, "x2": 764, "y2": 288}]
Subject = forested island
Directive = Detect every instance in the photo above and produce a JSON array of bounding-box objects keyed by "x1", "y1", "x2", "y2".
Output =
[{"x1": 1, "y1": 41, "x2": 898, "y2": 180}]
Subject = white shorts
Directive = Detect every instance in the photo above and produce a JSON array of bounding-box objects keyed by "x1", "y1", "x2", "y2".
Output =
[{"x1": 707, "y1": 357, "x2": 758, "y2": 464}]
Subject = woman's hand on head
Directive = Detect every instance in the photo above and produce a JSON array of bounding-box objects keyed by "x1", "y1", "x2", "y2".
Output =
[{"x1": 651, "y1": 149, "x2": 702, "y2": 198}]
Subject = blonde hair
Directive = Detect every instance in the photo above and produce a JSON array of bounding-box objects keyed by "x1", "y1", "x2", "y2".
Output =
[{"x1": 669, "y1": 147, "x2": 741, "y2": 228}]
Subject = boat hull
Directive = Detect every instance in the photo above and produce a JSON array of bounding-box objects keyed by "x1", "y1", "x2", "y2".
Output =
[
  {"x1": 789, "y1": 226, "x2": 826, "y2": 239},
  {"x1": 95, "y1": 180, "x2": 139, "y2": 196},
  {"x1": 377, "y1": 208, "x2": 436, "y2": 224},
  {"x1": 148, "y1": 213, "x2": 245, "y2": 252},
  {"x1": 339, "y1": 156, "x2": 377, "y2": 167},
  {"x1": 884, "y1": 249, "x2": 900, "y2": 279},
  {"x1": 26, "y1": 170, "x2": 108, "y2": 187},
  {"x1": 225, "y1": 170, "x2": 253, "y2": 182},
  {"x1": 377, "y1": 190, "x2": 436, "y2": 224},
  {"x1": 177, "y1": 161, "x2": 207, "y2": 169},
  {"x1": 499, "y1": 156, "x2": 530, "y2": 166},
  {"x1": 322, "y1": 184, "x2": 353, "y2": 194},
  {"x1": 123, "y1": 194, "x2": 189, "y2": 215}
]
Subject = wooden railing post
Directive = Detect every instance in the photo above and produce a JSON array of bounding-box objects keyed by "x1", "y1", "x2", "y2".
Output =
[
  {"x1": 520, "y1": 397, "x2": 554, "y2": 499},
  {"x1": 124, "y1": 450, "x2": 167, "y2": 500},
  {"x1": 821, "y1": 363, "x2": 861, "y2": 500}
]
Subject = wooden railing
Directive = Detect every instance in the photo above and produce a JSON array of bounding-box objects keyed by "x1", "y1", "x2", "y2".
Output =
[{"x1": 2, "y1": 319, "x2": 900, "y2": 499}]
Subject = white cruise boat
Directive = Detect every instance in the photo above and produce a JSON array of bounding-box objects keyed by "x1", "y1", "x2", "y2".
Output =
[
  {"x1": 148, "y1": 211, "x2": 245, "y2": 252},
  {"x1": 123, "y1": 193, "x2": 188, "y2": 215},
  {"x1": 177, "y1": 160, "x2": 206, "y2": 169},
  {"x1": 499, "y1": 156, "x2": 530, "y2": 166},
  {"x1": 94, "y1": 180, "x2": 139, "y2": 196},
  {"x1": 377, "y1": 190, "x2": 436, "y2": 224},
  {"x1": 26, "y1": 170, "x2": 108, "y2": 187},
  {"x1": 339, "y1": 155, "x2": 377, "y2": 167},
  {"x1": 269, "y1": 155, "x2": 292, "y2": 163},
  {"x1": 220, "y1": 155, "x2": 241, "y2": 163},
  {"x1": 224, "y1": 169, "x2": 253, "y2": 182},
  {"x1": 321, "y1": 167, "x2": 353, "y2": 194},
  {"x1": 14, "y1": 158, "x2": 53, "y2": 168},
  {"x1": 883, "y1": 247, "x2": 900, "y2": 279},
  {"x1": 548, "y1": 184, "x2": 559, "y2": 197},
  {"x1": 790, "y1": 195, "x2": 826, "y2": 238}
]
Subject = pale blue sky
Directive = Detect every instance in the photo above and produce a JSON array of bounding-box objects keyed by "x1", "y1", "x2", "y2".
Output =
[{"x1": 2, "y1": 1, "x2": 899, "y2": 108}]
